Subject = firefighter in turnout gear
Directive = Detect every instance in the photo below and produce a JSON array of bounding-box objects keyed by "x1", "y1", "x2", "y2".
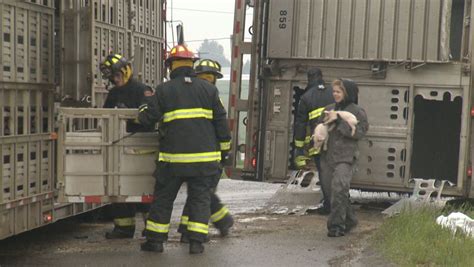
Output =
[
  {"x1": 138, "y1": 45, "x2": 231, "y2": 254},
  {"x1": 177, "y1": 59, "x2": 234, "y2": 243},
  {"x1": 100, "y1": 53, "x2": 153, "y2": 239},
  {"x1": 294, "y1": 68, "x2": 334, "y2": 214}
]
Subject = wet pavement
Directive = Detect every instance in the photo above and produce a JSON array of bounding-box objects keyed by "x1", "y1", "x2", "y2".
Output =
[{"x1": 0, "y1": 180, "x2": 388, "y2": 266}]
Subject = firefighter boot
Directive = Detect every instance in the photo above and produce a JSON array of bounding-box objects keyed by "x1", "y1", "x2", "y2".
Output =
[
  {"x1": 180, "y1": 233, "x2": 210, "y2": 243},
  {"x1": 105, "y1": 226, "x2": 135, "y2": 239},
  {"x1": 215, "y1": 215, "x2": 234, "y2": 237},
  {"x1": 180, "y1": 234, "x2": 190, "y2": 244},
  {"x1": 189, "y1": 241, "x2": 204, "y2": 254},
  {"x1": 140, "y1": 240, "x2": 164, "y2": 252}
]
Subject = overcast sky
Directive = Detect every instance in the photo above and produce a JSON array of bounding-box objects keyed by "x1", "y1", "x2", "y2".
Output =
[{"x1": 166, "y1": 0, "x2": 252, "y2": 60}]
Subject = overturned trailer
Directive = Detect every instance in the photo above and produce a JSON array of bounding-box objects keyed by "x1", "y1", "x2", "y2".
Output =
[{"x1": 227, "y1": 0, "x2": 474, "y2": 198}]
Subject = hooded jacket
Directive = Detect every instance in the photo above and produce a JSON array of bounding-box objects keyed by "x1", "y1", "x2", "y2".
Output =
[{"x1": 322, "y1": 79, "x2": 369, "y2": 164}]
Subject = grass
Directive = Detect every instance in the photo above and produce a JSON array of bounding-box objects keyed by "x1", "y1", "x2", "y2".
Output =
[{"x1": 374, "y1": 202, "x2": 474, "y2": 267}]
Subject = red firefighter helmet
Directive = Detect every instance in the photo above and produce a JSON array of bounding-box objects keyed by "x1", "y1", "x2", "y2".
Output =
[{"x1": 165, "y1": 44, "x2": 199, "y2": 66}]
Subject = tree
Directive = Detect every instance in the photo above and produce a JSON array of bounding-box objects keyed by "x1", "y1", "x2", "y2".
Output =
[
  {"x1": 242, "y1": 59, "x2": 251, "y2": 74},
  {"x1": 197, "y1": 39, "x2": 231, "y2": 67}
]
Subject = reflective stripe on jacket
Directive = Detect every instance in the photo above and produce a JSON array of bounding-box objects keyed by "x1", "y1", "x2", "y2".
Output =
[
  {"x1": 294, "y1": 81, "x2": 334, "y2": 155},
  {"x1": 138, "y1": 67, "x2": 231, "y2": 176}
]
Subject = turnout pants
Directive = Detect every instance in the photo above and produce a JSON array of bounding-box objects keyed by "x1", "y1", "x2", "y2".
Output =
[
  {"x1": 109, "y1": 204, "x2": 150, "y2": 234},
  {"x1": 108, "y1": 204, "x2": 137, "y2": 234},
  {"x1": 178, "y1": 169, "x2": 232, "y2": 234},
  {"x1": 320, "y1": 157, "x2": 357, "y2": 232},
  {"x1": 144, "y1": 166, "x2": 213, "y2": 243},
  {"x1": 313, "y1": 154, "x2": 330, "y2": 211}
]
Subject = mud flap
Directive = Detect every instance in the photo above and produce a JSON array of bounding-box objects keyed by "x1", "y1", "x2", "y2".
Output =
[{"x1": 263, "y1": 170, "x2": 322, "y2": 215}]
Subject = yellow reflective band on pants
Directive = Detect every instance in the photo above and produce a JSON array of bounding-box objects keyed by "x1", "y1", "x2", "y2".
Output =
[
  {"x1": 220, "y1": 141, "x2": 231, "y2": 150},
  {"x1": 146, "y1": 220, "x2": 170, "y2": 234},
  {"x1": 162, "y1": 108, "x2": 213, "y2": 123},
  {"x1": 295, "y1": 140, "x2": 304, "y2": 148},
  {"x1": 187, "y1": 221, "x2": 209, "y2": 235},
  {"x1": 304, "y1": 135, "x2": 311, "y2": 145},
  {"x1": 308, "y1": 147, "x2": 320, "y2": 156},
  {"x1": 295, "y1": 156, "x2": 309, "y2": 167},
  {"x1": 180, "y1": 216, "x2": 189, "y2": 226},
  {"x1": 114, "y1": 217, "x2": 135, "y2": 227},
  {"x1": 158, "y1": 151, "x2": 221, "y2": 163},
  {"x1": 309, "y1": 107, "x2": 324, "y2": 120},
  {"x1": 210, "y1": 206, "x2": 229, "y2": 223}
]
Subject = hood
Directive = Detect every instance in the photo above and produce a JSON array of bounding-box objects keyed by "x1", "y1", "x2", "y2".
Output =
[
  {"x1": 336, "y1": 79, "x2": 359, "y2": 110},
  {"x1": 341, "y1": 79, "x2": 359, "y2": 104},
  {"x1": 307, "y1": 67, "x2": 324, "y2": 89},
  {"x1": 170, "y1": 66, "x2": 196, "y2": 79}
]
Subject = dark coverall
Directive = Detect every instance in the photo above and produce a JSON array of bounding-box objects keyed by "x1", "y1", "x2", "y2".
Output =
[
  {"x1": 319, "y1": 80, "x2": 369, "y2": 234},
  {"x1": 138, "y1": 66, "x2": 231, "y2": 243},
  {"x1": 294, "y1": 79, "x2": 334, "y2": 211},
  {"x1": 103, "y1": 78, "x2": 153, "y2": 237}
]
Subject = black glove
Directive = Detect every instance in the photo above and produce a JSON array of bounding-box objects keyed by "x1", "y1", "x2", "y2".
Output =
[{"x1": 221, "y1": 151, "x2": 232, "y2": 166}]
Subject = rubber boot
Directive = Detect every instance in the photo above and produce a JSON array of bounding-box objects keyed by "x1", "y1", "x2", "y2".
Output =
[
  {"x1": 180, "y1": 234, "x2": 190, "y2": 244},
  {"x1": 140, "y1": 240, "x2": 164, "y2": 252},
  {"x1": 181, "y1": 233, "x2": 210, "y2": 243},
  {"x1": 327, "y1": 228, "x2": 345, "y2": 237},
  {"x1": 215, "y1": 215, "x2": 234, "y2": 237},
  {"x1": 189, "y1": 241, "x2": 204, "y2": 254},
  {"x1": 317, "y1": 207, "x2": 331, "y2": 215},
  {"x1": 345, "y1": 220, "x2": 358, "y2": 234},
  {"x1": 105, "y1": 226, "x2": 135, "y2": 239}
]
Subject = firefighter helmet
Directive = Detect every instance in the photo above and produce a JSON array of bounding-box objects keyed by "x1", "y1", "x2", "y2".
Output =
[
  {"x1": 100, "y1": 54, "x2": 132, "y2": 81},
  {"x1": 165, "y1": 44, "x2": 199, "y2": 66},
  {"x1": 195, "y1": 59, "x2": 223, "y2": 79}
]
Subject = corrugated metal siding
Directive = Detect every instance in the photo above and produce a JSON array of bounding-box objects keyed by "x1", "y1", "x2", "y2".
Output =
[
  {"x1": 268, "y1": 0, "x2": 451, "y2": 61},
  {"x1": 0, "y1": 2, "x2": 55, "y2": 83},
  {"x1": 61, "y1": 0, "x2": 165, "y2": 107}
]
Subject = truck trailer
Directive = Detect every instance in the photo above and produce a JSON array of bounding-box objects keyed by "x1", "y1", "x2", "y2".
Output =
[
  {"x1": 227, "y1": 0, "x2": 474, "y2": 198},
  {"x1": 0, "y1": 0, "x2": 165, "y2": 240}
]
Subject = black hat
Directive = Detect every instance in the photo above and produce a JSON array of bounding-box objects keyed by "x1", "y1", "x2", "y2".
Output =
[{"x1": 307, "y1": 67, "x2": 323, "y2": 80}]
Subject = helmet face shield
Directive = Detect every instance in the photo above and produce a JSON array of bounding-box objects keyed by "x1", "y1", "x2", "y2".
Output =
[
  {"x1": 100, "y1": 63, "x2": 113, "y2": 79},
  {"x1": 100, "y1": 54, "x2": 132, "y2": 84}
]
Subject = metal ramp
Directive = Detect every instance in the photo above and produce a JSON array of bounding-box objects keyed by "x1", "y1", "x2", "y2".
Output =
[
  {"x1": 382, "y1": 178, "x2": 455, "y2": 216},
  {"x1": 263, "y1": 170, "x2": 322, "y2": 215},
  {"x1": 57, "y1": 108, "x2": 158, "y2": 203}
]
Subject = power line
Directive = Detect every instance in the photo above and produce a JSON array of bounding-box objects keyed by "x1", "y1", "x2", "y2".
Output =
[
  {"x1": 172, "y1": 7, "x2": 234, "y2": 14},
  {"x1": 185, "y1": 37, "x2": 231, "y2": 43},
  {"x1": 185, "y1": 37, "x2": 252, "y2": 43}
]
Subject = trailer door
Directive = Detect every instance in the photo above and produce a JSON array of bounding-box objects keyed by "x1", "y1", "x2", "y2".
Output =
[{"x1": 57, "y1": 108, "x2": 158, "y2": 203}]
